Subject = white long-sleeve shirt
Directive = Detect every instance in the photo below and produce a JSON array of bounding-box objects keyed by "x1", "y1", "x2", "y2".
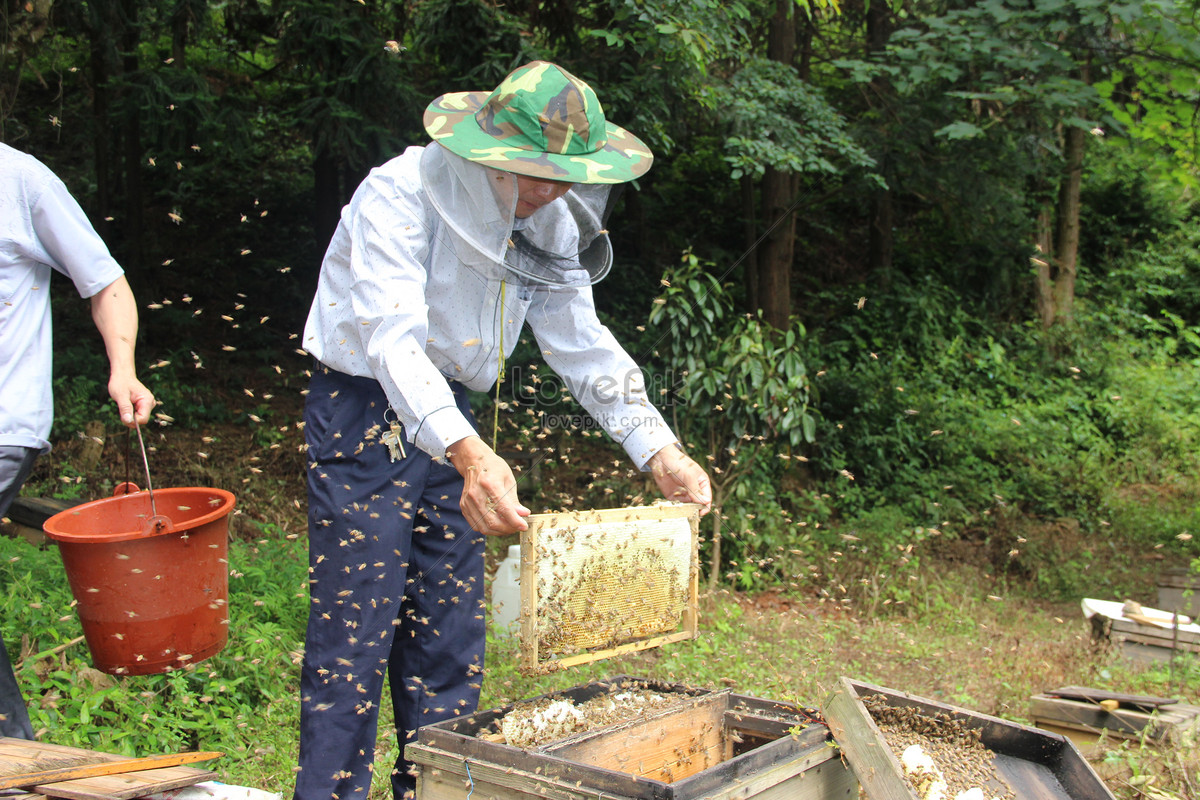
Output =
[
  {"x1": 303, "y1": 145, "x2": 677, "y2": 466},
  {"x1": 0, "y1": 144, "x2": 124, "y2": 451}
]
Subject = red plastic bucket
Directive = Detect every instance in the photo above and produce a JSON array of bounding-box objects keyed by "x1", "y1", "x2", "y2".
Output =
[{"x1": 42, "y1": 485, "x2": 236, "y2": 675}]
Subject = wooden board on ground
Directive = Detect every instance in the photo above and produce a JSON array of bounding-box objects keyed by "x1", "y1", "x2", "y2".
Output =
[
  {"x1": 823, "y1": 676, "x2": 1116, "y2": 800},
  {"x1": 0, "y1": 739, "x2": 215, "y2": 800},
  {"x1": 1040, "y1": 686, "x2": 1179, "y2": 711},
  {"x1": 1031, "y1": 691, "x2": 1200, "y2": 744},
  {"x1": 518, "y1": 503, "x2": 701, "y2": 674},
  {"x1": 407, "y1": 675, "x2": 857, "y2": 800}
]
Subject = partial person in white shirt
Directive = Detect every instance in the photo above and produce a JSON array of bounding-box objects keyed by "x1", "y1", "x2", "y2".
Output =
[
  {"x1": 295, "y1": 61, "x2": 711, "y2": 800},
  {"x1": 0, "y1": 142, "x2": 156, "y2": 740}
]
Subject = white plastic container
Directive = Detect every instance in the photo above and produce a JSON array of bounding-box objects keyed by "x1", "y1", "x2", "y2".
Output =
[{"x1": 491, "y1": 544, "x2": 522, "y2": 633}]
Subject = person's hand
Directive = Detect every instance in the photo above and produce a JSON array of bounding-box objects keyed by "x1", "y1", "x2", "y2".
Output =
[
  {"x1": 647, "y1": 445, "x2": 712, "y2": 514},
  {"x1": 108, "y1": 373, "x2": 156, "y2": 427},
  {"x1": 446, "y1": 435, "x2": 531, "y2": 535}
]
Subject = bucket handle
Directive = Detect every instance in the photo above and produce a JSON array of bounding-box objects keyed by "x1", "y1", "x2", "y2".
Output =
[
  {"x1": 120, "y1": 425, "x2": 174, "y2": 535},
  {"x1": 111, "y1": 483, "x2": 175, "y2": 535},
  {"x1": 132, "y1": 422, "x2": 158, "y2": 517}
]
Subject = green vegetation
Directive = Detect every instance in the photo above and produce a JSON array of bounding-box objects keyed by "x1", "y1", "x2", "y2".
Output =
[
  {"x1": 2, "y1": 0, "x2": 1199, "y2": 797},
  {"x1": 3, "y1": 525, "x2": 1195, "y2": 798}
]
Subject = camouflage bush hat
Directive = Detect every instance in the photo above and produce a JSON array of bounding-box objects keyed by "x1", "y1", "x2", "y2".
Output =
[{"x1": 423, "y1": 61, "x2": 653, "y2": 185}]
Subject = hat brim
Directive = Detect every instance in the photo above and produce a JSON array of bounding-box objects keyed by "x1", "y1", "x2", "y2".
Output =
[{"x1": 423, "y1": 91, "x2": 653, "y2": 184}]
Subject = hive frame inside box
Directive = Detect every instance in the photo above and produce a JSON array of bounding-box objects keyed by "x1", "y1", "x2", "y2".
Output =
[
  {"x1": 517, "y1": 503, "x2": 701, "y2": 674},
  {"x1": 823, "y1": 676, "x2": 1116, "y2": 800},
  {"x1": 407, "y1": 675, "x2": 856, "y2": 800}
]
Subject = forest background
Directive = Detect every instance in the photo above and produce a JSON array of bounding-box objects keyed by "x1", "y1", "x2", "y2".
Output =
[{"x1": 2, "y1": 0, "x2": 1200, "y2": 798}]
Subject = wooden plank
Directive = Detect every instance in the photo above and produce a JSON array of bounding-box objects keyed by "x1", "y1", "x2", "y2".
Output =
[
  {"x1": 743, "y1": 757, "x2": 858, "y2": 800},
  {"x1": 680, "y1": 512, "x2": 700, "y2": 640},
  {"x1": 526, "y1": 505, "x2": 702, "y2": 527},
  {"x1": 410, "y1": 743, "x2": 648, "y2": 800},
  {"x1": 1031, "y1": 694, "x2": 1200, "y2": 743},
  {"x1": 518, "y1": 533, "x2": 539, "y2": 674},
  {"x1": 33, "y1": 768, "x2": 218, "y2": 800},
  {"x1": 1157, "y1": 587, "x2": 1199, "y2": 618},
  {"x1": 5, "y1": 498, "x2": 73, "y2": 529},
  {"x1": 545, "y1": 692, "x2": 727, "y2": 782},
  {"x1": 0, "y1": 752, "x2": 220, "y2": 790},
  {"x1": 541, "y1": 631, "x2": 696, "y2": 673},
  {"x1": 669, "y1": 723, "x2": 833, "y2": 800},
  {"x1": 1120, "y1": 640, "x2": 1179, "y2": 664},
  {"x1": 1041, "y1": 686, "x2": 1178, "y2": 710},
  {"x1": 1157, "y1": 567, "x2": 1199, "y2": 589},
  {"x1": 0, "y1": 739, "x2": 214, "y2": 800},
  {"x1": 410, "y1": 744, "x2": 611, "y2": 800},
  {"x1": 822, "y1": 681, "x2": 913, "y2": 800},
  {"x1": 1109, "y1": 621, "x2": 1200, "y2": 651}
]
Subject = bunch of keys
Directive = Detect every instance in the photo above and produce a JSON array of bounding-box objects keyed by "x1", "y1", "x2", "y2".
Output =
[{"x1": 381, "y1": 419, "x2": 406, "y2": 462}]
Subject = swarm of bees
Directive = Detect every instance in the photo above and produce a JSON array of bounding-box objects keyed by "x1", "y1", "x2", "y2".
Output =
[
  {"x1": 864, "y1": 695, "x2": 1015, "y2": 800},
  {"x1": 480, "y1": 686, "x2": 676, "y2": 749}
]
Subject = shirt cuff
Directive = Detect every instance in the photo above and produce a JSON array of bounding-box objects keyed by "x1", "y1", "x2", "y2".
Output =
[
  {"x1": 620, "y1": 419, "x2": 681, "y2": 471},
  {"x1": 412, "y1": 406, "x2": 479, "y2": 460}
]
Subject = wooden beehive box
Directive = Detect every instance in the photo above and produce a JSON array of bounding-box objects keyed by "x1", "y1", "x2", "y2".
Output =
[
  {"x1": 407, "y1": 675, "x2": 857, "y2": 800},
  {"x1": 1108, "y1": 616, "x2": 1200, "y2": 663},
  {"x1": 1030, "y1": 686, "x2": 1200, "y2": 746},
  {"x1": 1083, "y1": 597, "x2": 1200, "y2": 663},
  {"x1": 518, "y1": 503, "x2": 701, "y2": 674},
  {"x1": 1157, "y1": 567, "x2": 1200, "y2": 618},
  {"x1": 824, "y1": 677, "x2": 1116, "y2": 800}
]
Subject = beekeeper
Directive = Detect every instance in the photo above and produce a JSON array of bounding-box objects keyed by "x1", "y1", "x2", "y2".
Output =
[
  {"x1": 0, "y1": 142, "x2": 156, "y2": 739},
  {"x1": 296, "y1": 61, "x2": 711, "y2": 799}
]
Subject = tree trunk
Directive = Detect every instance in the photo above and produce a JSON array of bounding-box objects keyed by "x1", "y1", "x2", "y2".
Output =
[
  {"x1": 865, "y1": 0, "x2": 894, "y2": 275},
  {"x1": 171, "y1": 1, "x2": 189, "y2": 67},
  {"x1": 741, "y1": 175, "x2": 759, "y2": 314},
  {"x1": 1033, "y1": 203, "x2": 1055, "y2": 330},
  {"x1": 753, "y1": 0, "x2": 798, "y2": 330},
  {"x1": 758, "y1": 169, "x2": 795, "y2": 329},
  {"x1": 1051, "y1": 124, "x2": 1085, "y2": 324},
  {"x1": 119, "y1": 0, "x2": 143, "y2": 272}
]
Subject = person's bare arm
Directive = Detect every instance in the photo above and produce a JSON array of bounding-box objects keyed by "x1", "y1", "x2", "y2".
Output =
[{"x1": 90, "y1": 275, "x2": 155, "y2": 425}]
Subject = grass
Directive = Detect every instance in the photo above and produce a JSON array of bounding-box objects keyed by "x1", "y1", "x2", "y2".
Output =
[{"x1": 2, "y1": 526, "x2": 1196, "y2": 799}]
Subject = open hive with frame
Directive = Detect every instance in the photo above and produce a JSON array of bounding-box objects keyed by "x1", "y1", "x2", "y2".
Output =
[{"x1": 406, "y1": 675, "x2": 857, "y2": 800}]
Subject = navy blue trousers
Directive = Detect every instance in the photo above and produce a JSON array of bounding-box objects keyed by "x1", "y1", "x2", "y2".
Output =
[
  {"x1": 0, "y1": 445, "x2": 38, "y2": 740},
  {"x1": 294, "y1": 366, "x2": 485, "y2": 800},
  {"x1": 0, "y1": 635, "x2": 34, "y2": 739}
]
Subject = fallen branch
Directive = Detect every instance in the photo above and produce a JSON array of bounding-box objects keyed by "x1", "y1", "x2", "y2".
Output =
[{"x1": 14, "y1": 635, "x2": 85, "y2": 671}]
